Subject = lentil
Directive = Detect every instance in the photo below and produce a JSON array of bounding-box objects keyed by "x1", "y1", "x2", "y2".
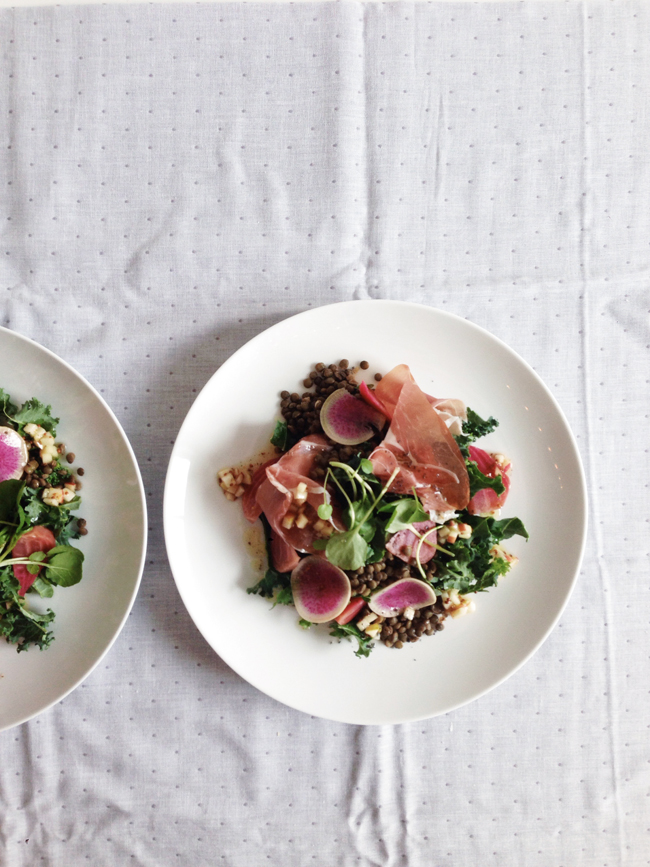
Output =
[
  {"x1": 342, "y1": 554, "x2": 448, "y2": 648},
  {"x1": 277, "y1": 360, "x2": 384, "y2": 448}
]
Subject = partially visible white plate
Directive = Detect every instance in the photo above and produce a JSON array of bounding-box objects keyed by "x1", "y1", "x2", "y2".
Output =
[
  {"x1": 0, "y1": 327, "x2": 147, "y2": 731},
  {"x1": 164, "y1": 301, "x2": 587, "y2": 725}
]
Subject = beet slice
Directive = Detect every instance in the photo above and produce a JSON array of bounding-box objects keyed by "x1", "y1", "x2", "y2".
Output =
[
  {"x1": 290, "y1": 555, "x2": 351, "y2": 623},
  {"x1": 368, "y1": 577, "x2": 437, "y2": 618},
  {"x1": 320, "y1": 388, "x2": 386, "y2": 446},
  {"x1": 0, "y1": 426, "x2": 28, "y2": 483}
]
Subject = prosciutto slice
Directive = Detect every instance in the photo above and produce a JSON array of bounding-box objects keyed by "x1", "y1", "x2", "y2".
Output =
[
  {"x1": 373, "y1": 364, "x2": 467, "y2": 435},
  {"x1": 269, "y1": 529, "x2": 301, "y2": 573},
  {"x1": 241, "y1": 458, "x2": 280, "y2": 523},
  {"x1": 370, "y1": 380, "x2": 470, "y2": 513},
  {"x1": 386, "y1": 521, "x2": 437, "y2": 566},
  {"x1": 255, "y1": 435, "x2": 340, "y2": 556},
  {"x1": 467, "y1": 446, "x2": 511, "y2": 516}
]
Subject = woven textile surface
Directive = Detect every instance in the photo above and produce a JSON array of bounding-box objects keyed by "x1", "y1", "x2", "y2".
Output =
[{"x1": 0, "y1": 3, "x2": 648, "y2": 864}]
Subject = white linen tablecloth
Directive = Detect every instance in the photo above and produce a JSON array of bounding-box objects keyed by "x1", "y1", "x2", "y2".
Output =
[{"x1": 1, "y1": 2, "x2": 648, "y2": 864}]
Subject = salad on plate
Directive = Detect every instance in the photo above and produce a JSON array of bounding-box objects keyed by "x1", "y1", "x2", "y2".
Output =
[
  {"x1": 0, "y1": 389, "x2": 85, "y2": 651},
  {"x1": 218, "y1": 361, "x2": 528, "y2": 657}
]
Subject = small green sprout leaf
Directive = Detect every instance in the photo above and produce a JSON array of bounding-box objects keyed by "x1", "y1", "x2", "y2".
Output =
[{"x1": 317, "y1": 503, "x2": 333, "y2": 521}]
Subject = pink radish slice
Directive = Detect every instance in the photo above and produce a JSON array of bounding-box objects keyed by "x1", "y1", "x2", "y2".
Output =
[
  {"x1": 290, "y1": 555, "x2": 351, "y2": 623},
  {"x1": 320, "y1": 388, "x2": 386, "y2": 446},
  {"x1": 368, "y1": 577, "x2": 437, "y2": 618},
  {"x1": 0, "y1": 426, "x2": 28, "y2": 483}
]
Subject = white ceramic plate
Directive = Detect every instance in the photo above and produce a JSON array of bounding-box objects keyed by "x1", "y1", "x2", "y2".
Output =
[
  {"x1": 164, "y1": 301, "x2": 587, "y2": 725},
  {"x1": 0, "y1": 327, "x2": 147, "y2": 731}
]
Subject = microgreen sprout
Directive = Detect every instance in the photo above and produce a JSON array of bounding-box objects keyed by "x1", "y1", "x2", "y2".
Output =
[
  {"x1": 323, "y1": 466, "x2": 399, "y2": 571},
  {"x1": 317, "y1": 503, "x2": 333, "y2": 521},
  {"x1": 413, "y1": 525, "x2": 440, "y2": 581}
]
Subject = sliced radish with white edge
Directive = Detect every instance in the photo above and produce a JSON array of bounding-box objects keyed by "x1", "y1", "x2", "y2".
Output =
[
  {"x1": 290, "y1": 555, "x2": 351, "y2": 624},
  {"x1": 320, "y1": 388, "x2": 385, "y2": 446},
  {"x1": 368, "y1": 577, "x2": 437, "y2": 618},
  {"x1": 0, "y1": 426, "x2": 28, "y2": 483}
]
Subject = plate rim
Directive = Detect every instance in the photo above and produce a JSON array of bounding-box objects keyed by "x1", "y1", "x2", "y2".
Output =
[
  {"x1": 164, "y1": 300, "x2": 588, "y2": 724},
  {"x1": 0, "y1": 325, "x2": 148, "y2": 732}
]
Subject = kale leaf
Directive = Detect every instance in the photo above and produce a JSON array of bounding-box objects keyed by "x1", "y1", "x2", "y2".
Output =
[
  {"x1": 431, "y1": 511, "x2": 528, "y2": 595},
  {"x1": 0, "y1": 569, "x2": 55, "y2": 651},
  {"x1": 490, "y1": 516, "x2": 529, "y2": 541},
  {"x1": 329, "y1": 622, "x2": 374, "y2": 658},
  {"x1": 9, "y1": 398, "x2": 59, "y2": 435},
  {"x1": 248, "y1": 568, "x2": 293, "y2": 607},
  {"x1": 455, "y1": 407, "x2": 499, "y2": 456},
  {"x1": 466, "y1": 461, "x2": 506, "y2": 500},
  {"x1": 452, "y1": 408, "x2": 505, "y2": 498},
  {"x1": 21, "y1": 488, "x2": 81, "y2": 540},
  {"x1": 0, "y1": 388, "x2": 18, "y2": 422}
]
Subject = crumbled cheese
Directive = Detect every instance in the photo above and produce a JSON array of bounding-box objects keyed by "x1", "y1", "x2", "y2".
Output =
[{"x1": 432, "y1": 509, "x2": 458, "y2": 524}]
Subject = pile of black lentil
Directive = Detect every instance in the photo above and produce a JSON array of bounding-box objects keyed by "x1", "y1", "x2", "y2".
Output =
[
  {"x1": 279, "y1": 360, "x2": 383, "y2": 446},
  {"x1": 346, "y1": 555, "x2": 447, "y2": 649}
]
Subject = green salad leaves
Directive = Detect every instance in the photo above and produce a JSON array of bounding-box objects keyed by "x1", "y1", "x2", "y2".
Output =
[
  {"x1": 312, "y1": 458, "x2": 399, "y2": 571},
  {"x1": 0, "y1": 390, "x2": 85, "y2": 651},
  {"x1": 329, "y1": 621, "x2": 374, "y2": 658},
  {"x1": 430, "y1": 513, "x2": 528, "y2": 595},
  {"x1": 0, "y1": 389, "x2": 59, "y2": 435},
  {"x1": 248, "y1": 395, "x2": 528, "y2": 659}
]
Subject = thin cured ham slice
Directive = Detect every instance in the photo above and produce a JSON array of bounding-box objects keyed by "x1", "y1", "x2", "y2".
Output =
[
  {"x1": 467, "y1": 446, "x2": 511, "y2": 516},
  {"x1": 370, "y1": 380, "x2": 470, "y2": 513},
  {"x1": 372, "y1": 364, "x2": 414, "y2": 418},
  {"x1": 430, "y1": 397, "x2": 466, "y2": 436},
  {"x1": 386, "y1": 521, "x2": 437, "y2": 566},
  {"x1": 241, "y1": 458, "x2": 280, "y2": 523},
  {"x1": 269, "y1": 529, "x2": 301, "y2": 573},
  {"x1": 373, "y1": 364, "x2": 467, "y2": 434},
  {"x1": 255, "y1": 435, "x2": 340, "y2": 558},
  {"x1": 241, "y1": 459, "x2": 300, "y2": 569}
]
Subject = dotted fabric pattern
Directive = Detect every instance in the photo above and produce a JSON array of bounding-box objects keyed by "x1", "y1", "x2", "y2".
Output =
[{"x1": 0, "y1": 3, "x2": 649, "y2": 865}]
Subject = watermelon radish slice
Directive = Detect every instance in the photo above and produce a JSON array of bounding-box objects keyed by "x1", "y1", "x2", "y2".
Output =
[
  {"x1": 320, "y1": 388, "x2": 386, "y2": 446},
  {"x1": 368, "y1": 578, "x2": 437, "y2": 618},
  {"x1": 290, "y1": 555, "x2": 351, "y2": 623},
  {"x1": 0, "y1": 426, "x2": 28, "y2": 483}
]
